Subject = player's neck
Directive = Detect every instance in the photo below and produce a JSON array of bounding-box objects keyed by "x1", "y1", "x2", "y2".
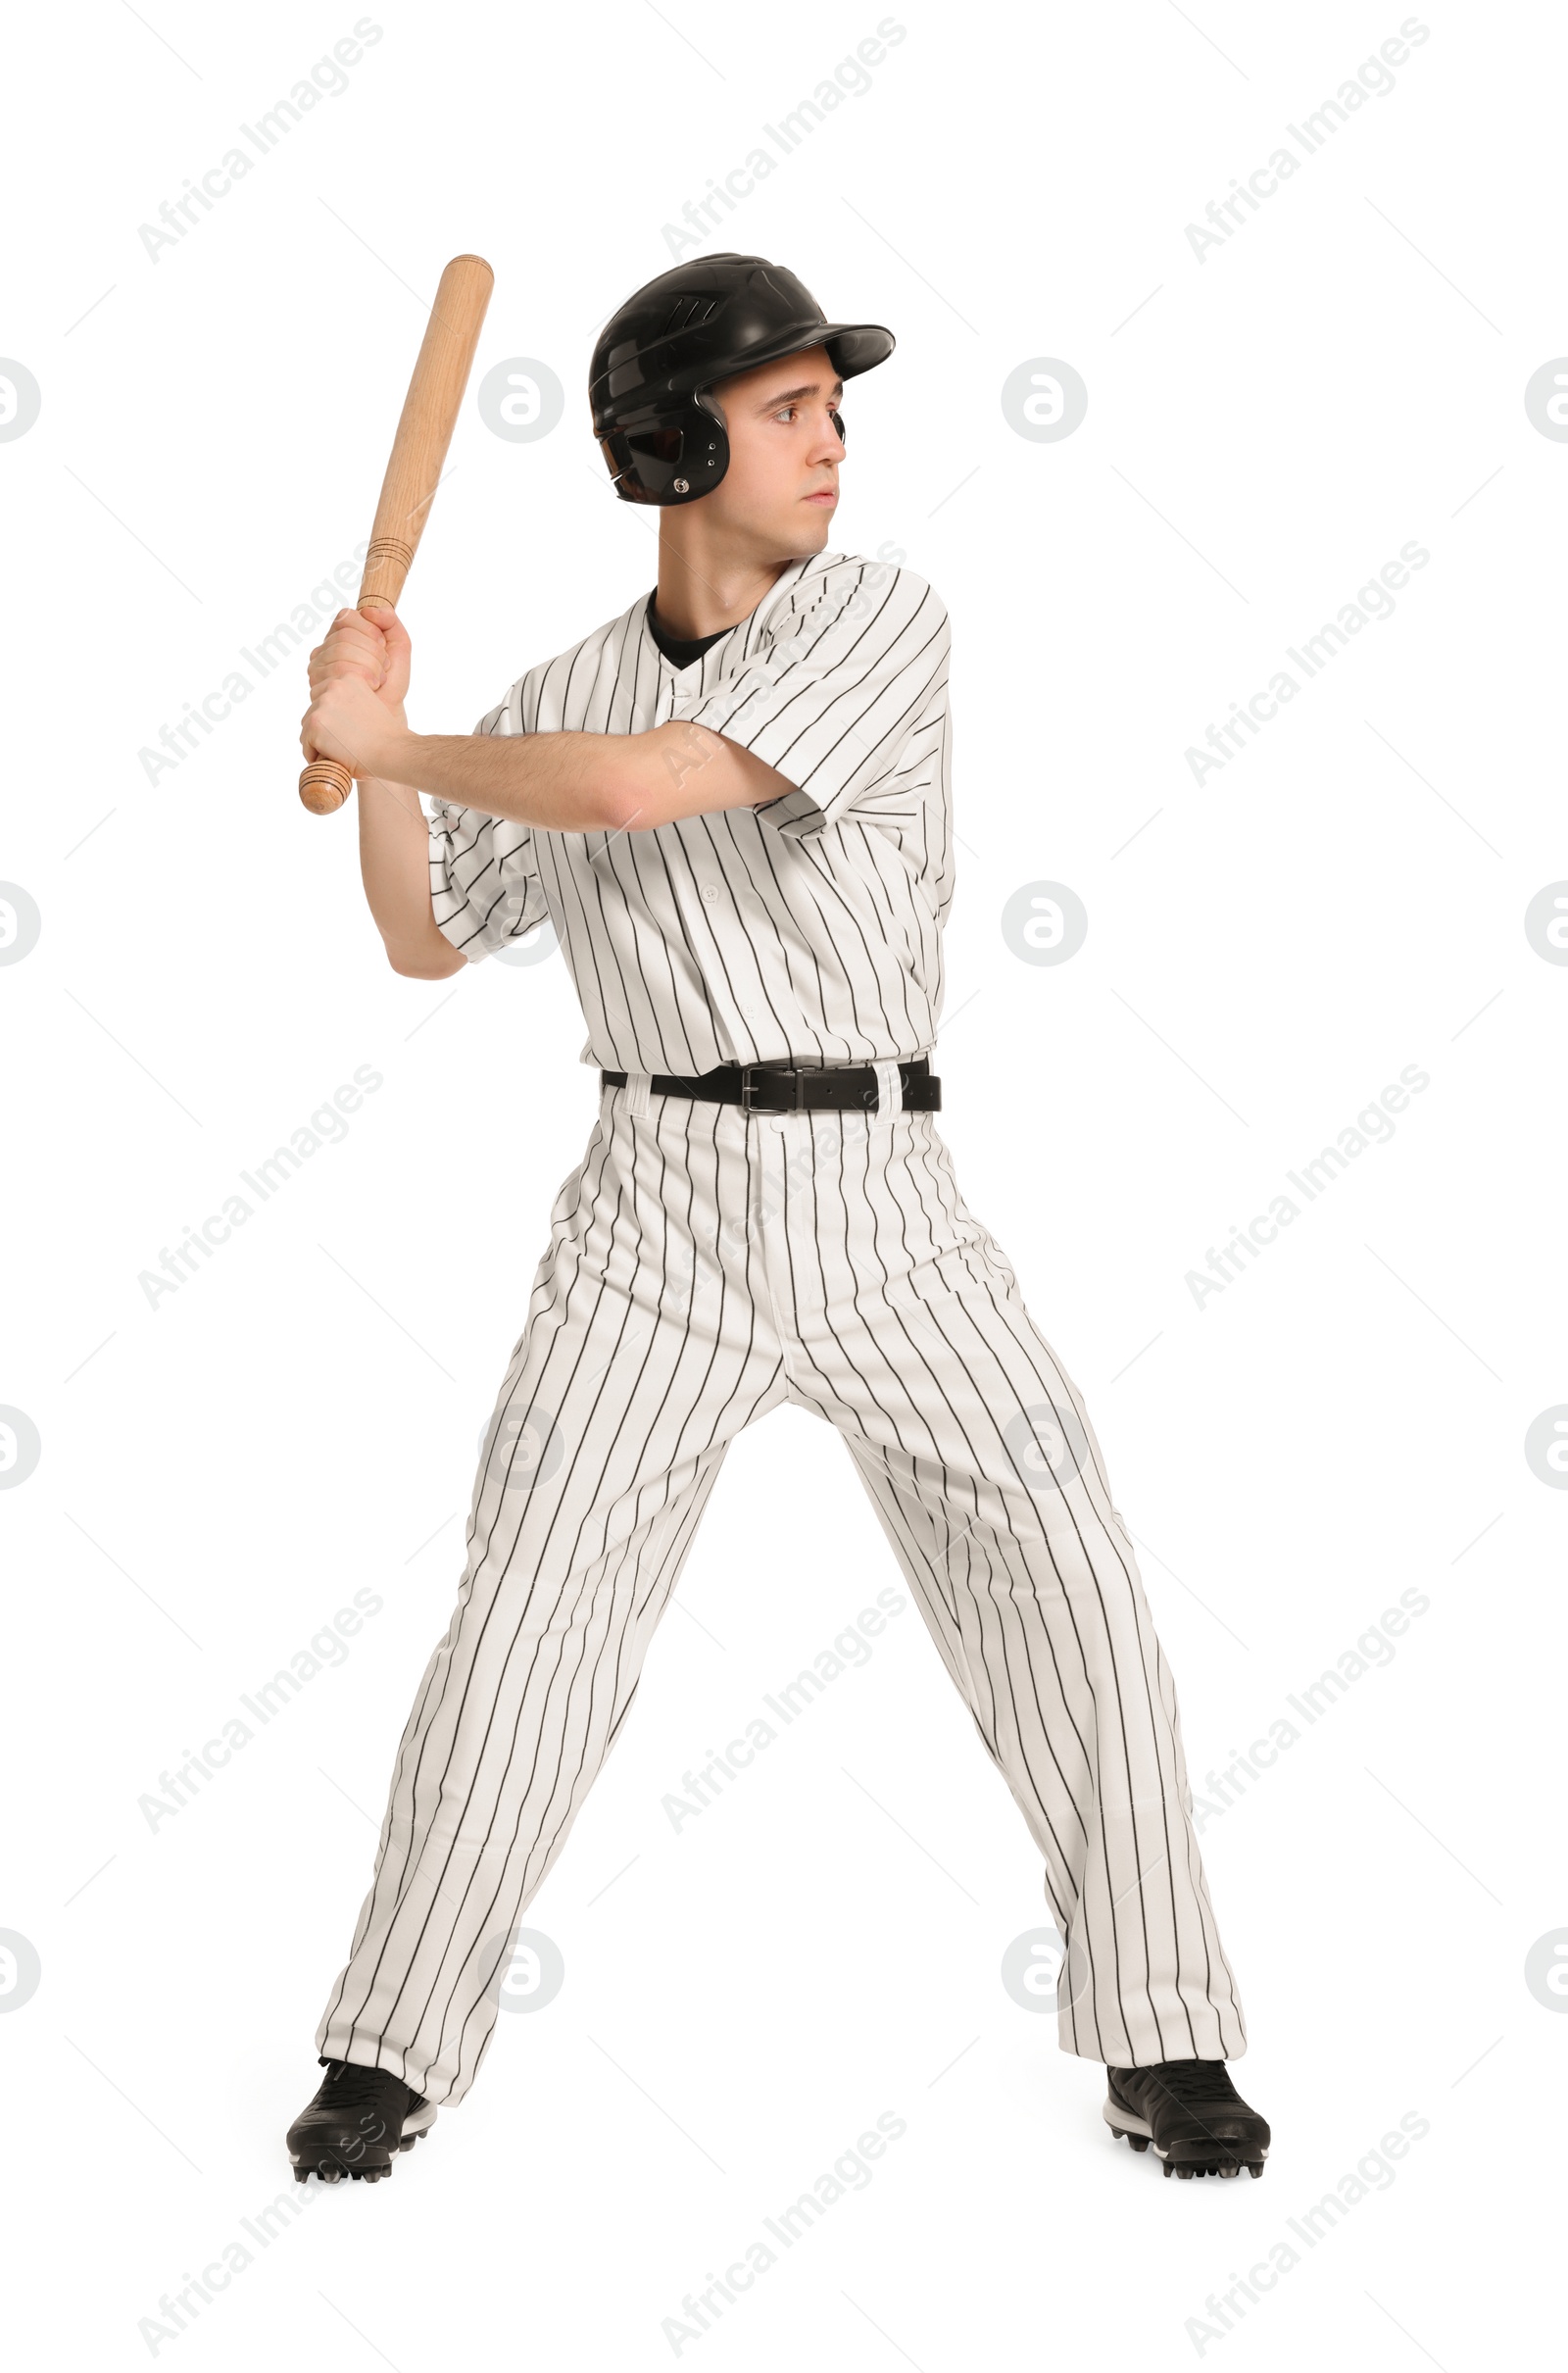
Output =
[{"x1": 653, "y1": 520, "x2": 802, "y2": 643}]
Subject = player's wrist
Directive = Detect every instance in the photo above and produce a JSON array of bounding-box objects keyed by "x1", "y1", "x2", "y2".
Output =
[{"x1": 370, "y1": 721, "x2": 419, "y2": 783}]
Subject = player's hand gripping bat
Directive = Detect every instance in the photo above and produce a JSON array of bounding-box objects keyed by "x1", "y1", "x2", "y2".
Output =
[{"x1": 298, "y1": 253, "x2": 494, "y2": 814}]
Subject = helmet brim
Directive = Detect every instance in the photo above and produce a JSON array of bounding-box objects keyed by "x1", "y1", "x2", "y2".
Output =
[{"x1": 688, "y1": 319, "x2": 895, "y2": 393}]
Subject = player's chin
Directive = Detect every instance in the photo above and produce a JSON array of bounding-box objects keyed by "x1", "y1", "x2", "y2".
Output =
[{"x1": 791, "y1": 497, "x2": 838, "y2": 552}]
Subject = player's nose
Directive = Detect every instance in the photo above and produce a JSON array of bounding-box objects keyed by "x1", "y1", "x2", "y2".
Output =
[{"x1": 806, "y1": 416, "x2": 845, "y2": 467}]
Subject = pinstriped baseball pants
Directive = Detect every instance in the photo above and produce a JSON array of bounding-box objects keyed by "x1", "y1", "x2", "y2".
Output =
[{"x1": 317, "y1": 1080, "x2": 1247, "y2": 2103}]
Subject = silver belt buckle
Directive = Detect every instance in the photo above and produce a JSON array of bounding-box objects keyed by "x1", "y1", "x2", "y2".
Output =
[{"x1": 739, "y1": 1063, "x2": 803, "y2": 1112}]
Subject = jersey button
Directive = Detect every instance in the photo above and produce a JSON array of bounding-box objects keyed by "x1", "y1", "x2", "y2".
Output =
[{"x1": 701, "y1": 883, "x2": 720, "y2": 905}]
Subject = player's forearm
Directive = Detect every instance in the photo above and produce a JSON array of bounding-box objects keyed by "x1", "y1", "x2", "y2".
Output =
[
  {"x1": 373, "y1": 719, "x2": 785, "y2": 833},
  {"x1": 356, "y1": 765, "x2": 466, "y2": 978}
]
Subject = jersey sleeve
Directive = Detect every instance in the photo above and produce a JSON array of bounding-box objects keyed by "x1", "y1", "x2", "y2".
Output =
[
  {"x1": 426, "y1": 684, "x2": 551, "y2": 964},
  {"x1": 668, "y1": 561, "x2": 950, "y2": 838}
]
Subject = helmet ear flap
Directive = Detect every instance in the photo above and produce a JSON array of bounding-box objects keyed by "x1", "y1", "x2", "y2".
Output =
[
  {"x1": 830, "y1": 407, "x2": 846, "y2": 447},
  {"x1": 675, "y1": 397, "x2": 728, "y2": 500},
  {"x1": 600, "y1": 401, "x2": 730, "y2": 505}
]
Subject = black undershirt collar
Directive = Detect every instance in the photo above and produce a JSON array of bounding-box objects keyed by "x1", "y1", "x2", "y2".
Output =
[{"x1": 645, "y1": 591, "x2": 735, "y2": 672}]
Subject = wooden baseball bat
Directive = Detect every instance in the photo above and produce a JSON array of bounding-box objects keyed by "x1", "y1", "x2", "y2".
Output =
[{"x1": 299, "y1": 252, "x2": 494, "y2": 814}]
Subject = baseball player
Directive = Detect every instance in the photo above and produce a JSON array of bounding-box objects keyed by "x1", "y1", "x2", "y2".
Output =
[{"x1": 288, "y1": 254, "x2": 1270, "y2": 2187}]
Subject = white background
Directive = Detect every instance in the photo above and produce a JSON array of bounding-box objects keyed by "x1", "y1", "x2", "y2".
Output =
[{"x1": 3, "y1": 1, "x2": 1562, "y2": 2364}]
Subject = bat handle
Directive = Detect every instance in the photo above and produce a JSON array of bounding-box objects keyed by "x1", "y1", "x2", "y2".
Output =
[
  {"x1": 297, "y1": 594, "x2": 400, "y2": 814},
  {"x1": 299, "y1": 757, "x2": 354, "y2": 814}
]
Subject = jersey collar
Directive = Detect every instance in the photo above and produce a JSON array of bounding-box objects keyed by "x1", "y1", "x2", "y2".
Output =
[{"x1": 641, "y1": 553, "x2": 821, "y2": 674}]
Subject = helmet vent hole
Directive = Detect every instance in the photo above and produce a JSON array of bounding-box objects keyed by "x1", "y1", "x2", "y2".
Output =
[{"x1": 662, "y1": 296, "x2": 720, "y2": 335}]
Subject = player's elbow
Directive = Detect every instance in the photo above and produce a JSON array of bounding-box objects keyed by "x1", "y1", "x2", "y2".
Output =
[
  {"x1": 583, "y1": 778, "x2": 644, "y2": 836},
  {"x1": 386, "y1": 933, "x2": 466, "y2": 979},
  {"x1": 565, "y1": 723, "x2": 753, "y2": 835},
  {"x1": 585, "y1": 733, "x2": 677, "y2": 835},
  {"x1": 591, "y1": 720, "x2": 744, "y2": 833}
]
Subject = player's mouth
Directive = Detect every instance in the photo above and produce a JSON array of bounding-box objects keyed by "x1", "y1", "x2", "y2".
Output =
[{"x1": 804, "y1": 486, "x2": 838, "y2": 507}]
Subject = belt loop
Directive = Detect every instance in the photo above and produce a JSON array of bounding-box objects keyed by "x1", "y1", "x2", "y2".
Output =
[
  {"x1": 871, "y1": 1060, "x2": 903, "y2": 1124},
  {"x1": 624, "y1": 1070, "x2": 652, "y2": 1118}
]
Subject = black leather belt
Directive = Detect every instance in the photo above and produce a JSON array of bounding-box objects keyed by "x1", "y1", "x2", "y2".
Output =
[{"x1": 601, "y1": 1057, "x2": 940, "y2": 1113}]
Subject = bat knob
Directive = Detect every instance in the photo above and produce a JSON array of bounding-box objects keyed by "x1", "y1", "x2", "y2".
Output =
[{"x1": 300, "y1": 758, "x2": 354, "y2": 815}]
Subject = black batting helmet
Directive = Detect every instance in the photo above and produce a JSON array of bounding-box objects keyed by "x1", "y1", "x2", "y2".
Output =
[{"x1": 589, "y1": 253, "x2": 894, "y2": 506}]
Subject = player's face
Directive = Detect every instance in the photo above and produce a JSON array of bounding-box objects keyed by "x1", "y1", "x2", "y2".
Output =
[{"x1": 704, "y1": 345, "x2": 846, "y2": 557}]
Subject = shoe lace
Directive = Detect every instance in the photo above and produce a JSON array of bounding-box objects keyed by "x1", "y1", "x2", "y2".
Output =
[
  {"x1": 1138, "y1": 2059, "x2": 1235, "y2": 2104},
  {"x1": 322, "y1": 2059, "x2": 408, "y2": 2107}
]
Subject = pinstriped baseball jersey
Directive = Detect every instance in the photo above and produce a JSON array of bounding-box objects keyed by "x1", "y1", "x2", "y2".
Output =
[{"x1": 425, "y1": 553, "x2": 952, "y2": 1071}]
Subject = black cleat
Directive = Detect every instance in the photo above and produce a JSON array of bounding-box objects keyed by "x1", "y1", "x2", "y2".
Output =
[
  {"x1": 286, "y1": 2057, "x2": 437, "y2": 2185},
  {"x1": 1103, "y1": 2059, "x2": 1269, "y2": 2180}
]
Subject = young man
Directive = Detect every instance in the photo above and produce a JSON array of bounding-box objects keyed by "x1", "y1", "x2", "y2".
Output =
[{"x1": 288, "y1": 254, "x2": 1269, "y2": 2187}]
